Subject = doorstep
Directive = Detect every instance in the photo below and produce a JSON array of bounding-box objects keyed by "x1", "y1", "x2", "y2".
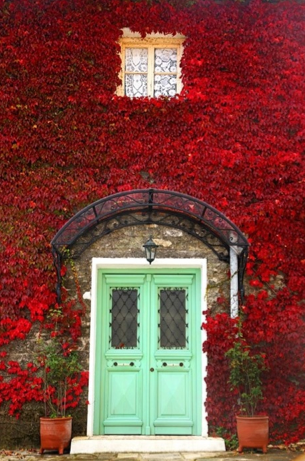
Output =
[{"x1": 70, "y1": 436, "x2": 226, "y2": 454}]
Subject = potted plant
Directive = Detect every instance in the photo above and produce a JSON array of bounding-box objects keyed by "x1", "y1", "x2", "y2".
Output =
[
  {"x1": 225, "y1": 322, "x2": 269, "y2": 453},
  {"x1": 35, "y1": 335, "x2": 82, "y2": 455}
]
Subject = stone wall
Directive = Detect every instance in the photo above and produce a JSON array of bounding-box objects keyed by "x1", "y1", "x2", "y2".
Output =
[{"x1": 72, "y1": 222, "x2": 231, "y2": 324}]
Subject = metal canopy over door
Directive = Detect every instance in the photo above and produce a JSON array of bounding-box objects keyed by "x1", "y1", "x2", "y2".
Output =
[{"x1": 94, "y1": 268, "x2": 202, "y2": 436}]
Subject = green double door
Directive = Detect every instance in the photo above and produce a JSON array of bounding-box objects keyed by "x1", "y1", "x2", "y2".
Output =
[{"x1": 94, "y1": 269, "x2": 202, "y2": 436}]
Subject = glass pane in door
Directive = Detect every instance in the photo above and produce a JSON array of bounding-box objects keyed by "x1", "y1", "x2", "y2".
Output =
[
  {"x1": 159, "y1": 288, "x2": 187, "y2": 348},
  {"x1": 110, "y1": 289, "x2": 139, "y2": 348}
]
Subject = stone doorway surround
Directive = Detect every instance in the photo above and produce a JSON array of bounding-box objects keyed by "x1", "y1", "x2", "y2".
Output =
[
  {"x1": 88, "y1": 260, "x2": 206, "y2": 435},
  {"x1": 71, "y1": 259, "x2": 226, "y2": 454}
]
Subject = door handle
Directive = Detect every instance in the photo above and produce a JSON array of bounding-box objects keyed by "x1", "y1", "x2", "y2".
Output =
[{"x1": 150, "y1": 367, "x2": 154, "y2": 372}]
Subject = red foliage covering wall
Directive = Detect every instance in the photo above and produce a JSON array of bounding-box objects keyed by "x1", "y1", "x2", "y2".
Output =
[{"x1": 0, "y1": 0, "x2": 304, "y2": 444}]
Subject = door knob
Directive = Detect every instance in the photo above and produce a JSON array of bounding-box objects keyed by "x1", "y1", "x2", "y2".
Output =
[{"x1": 150, "y1": 367, "x2": 154, "y2": 372}]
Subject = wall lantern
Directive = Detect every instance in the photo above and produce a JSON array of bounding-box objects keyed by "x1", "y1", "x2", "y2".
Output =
[{"x1": 143, "y1": 236, "x2": 159, "y2": 264}]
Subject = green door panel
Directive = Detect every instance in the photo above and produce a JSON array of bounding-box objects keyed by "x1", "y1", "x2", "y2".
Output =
[
  {"x1": 94, "y1": 268, "x2": 202, "y2": 436},
  {"x1": 103, "y1": 371, "x2": 143, "y2": 434},
  {"x1": 153, "y1": 370, "x2": 193, "y2": 435}
]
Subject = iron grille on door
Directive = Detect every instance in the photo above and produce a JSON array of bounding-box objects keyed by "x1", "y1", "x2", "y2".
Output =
[
  {"x1": 158, "y1": 288, "x2": 188, "y2": 349},
  {"x1": 110, "y1": 288, "x2": 139, "y2": 349}
]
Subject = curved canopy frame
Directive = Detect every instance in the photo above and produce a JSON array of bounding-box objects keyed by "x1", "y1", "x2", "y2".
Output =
[{"x1": 51, "y1": 189, "x2": 249, "y2": 303}]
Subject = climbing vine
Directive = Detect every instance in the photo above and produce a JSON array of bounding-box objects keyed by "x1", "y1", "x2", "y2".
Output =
[{"x1": 0, "y1": 0, "x2": 304, "y2": 445}]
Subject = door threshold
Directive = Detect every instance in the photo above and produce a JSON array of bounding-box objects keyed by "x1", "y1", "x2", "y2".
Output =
[{"x1": 70, "y1": 435, "x2": 226, "y2": 454}]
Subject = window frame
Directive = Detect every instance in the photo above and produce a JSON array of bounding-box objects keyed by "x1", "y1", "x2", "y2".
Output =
[{"x1": 118, "y1": 29, "x2": 185, "y2": 98}]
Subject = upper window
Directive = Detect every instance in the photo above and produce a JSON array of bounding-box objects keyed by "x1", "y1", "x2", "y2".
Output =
[{"x1": 118, "y1": 29, "x2": 184, "y2": 98}]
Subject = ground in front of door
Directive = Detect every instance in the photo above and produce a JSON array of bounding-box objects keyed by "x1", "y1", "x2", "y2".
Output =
[{"x1": 0, "y1": 449, "x2": 300, "y2": 461}]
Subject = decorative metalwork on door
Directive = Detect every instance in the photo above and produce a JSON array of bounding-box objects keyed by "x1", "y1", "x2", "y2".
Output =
[
  {"x1": 158, "y1": 288, "x2": 188, "y2": 349},
  {"x1": 94, "y1": 269, "x2": 202, "y2": 437},
  {"x1": 110, "y1": 289, "x2": 139, "y2": 349}
]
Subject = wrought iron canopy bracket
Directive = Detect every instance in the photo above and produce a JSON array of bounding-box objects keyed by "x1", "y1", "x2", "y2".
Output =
[{"x1": 51, "y1": 189, "x2": 249, "y2": 304}]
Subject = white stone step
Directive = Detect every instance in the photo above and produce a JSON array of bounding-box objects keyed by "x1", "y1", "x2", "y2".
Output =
[{"x1": 70, "y1": 435, "x2": 226, "y2": 454}]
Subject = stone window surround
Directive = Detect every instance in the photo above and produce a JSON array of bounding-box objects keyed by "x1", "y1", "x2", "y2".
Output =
[
  {"x1": 86, "y1": 258, "x2": 208, "y2": 437},
  {"x1": 117, "y1": 28, "x2": 185, "y2": 97}
]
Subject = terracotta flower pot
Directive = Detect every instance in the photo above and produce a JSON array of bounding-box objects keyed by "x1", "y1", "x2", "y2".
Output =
[
  {"x1": 236, "y1": 415, "x2": 269, "y2": 453},
  {"x1": 40, "y1": 417, "x2": 72, "y2": 455}
]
